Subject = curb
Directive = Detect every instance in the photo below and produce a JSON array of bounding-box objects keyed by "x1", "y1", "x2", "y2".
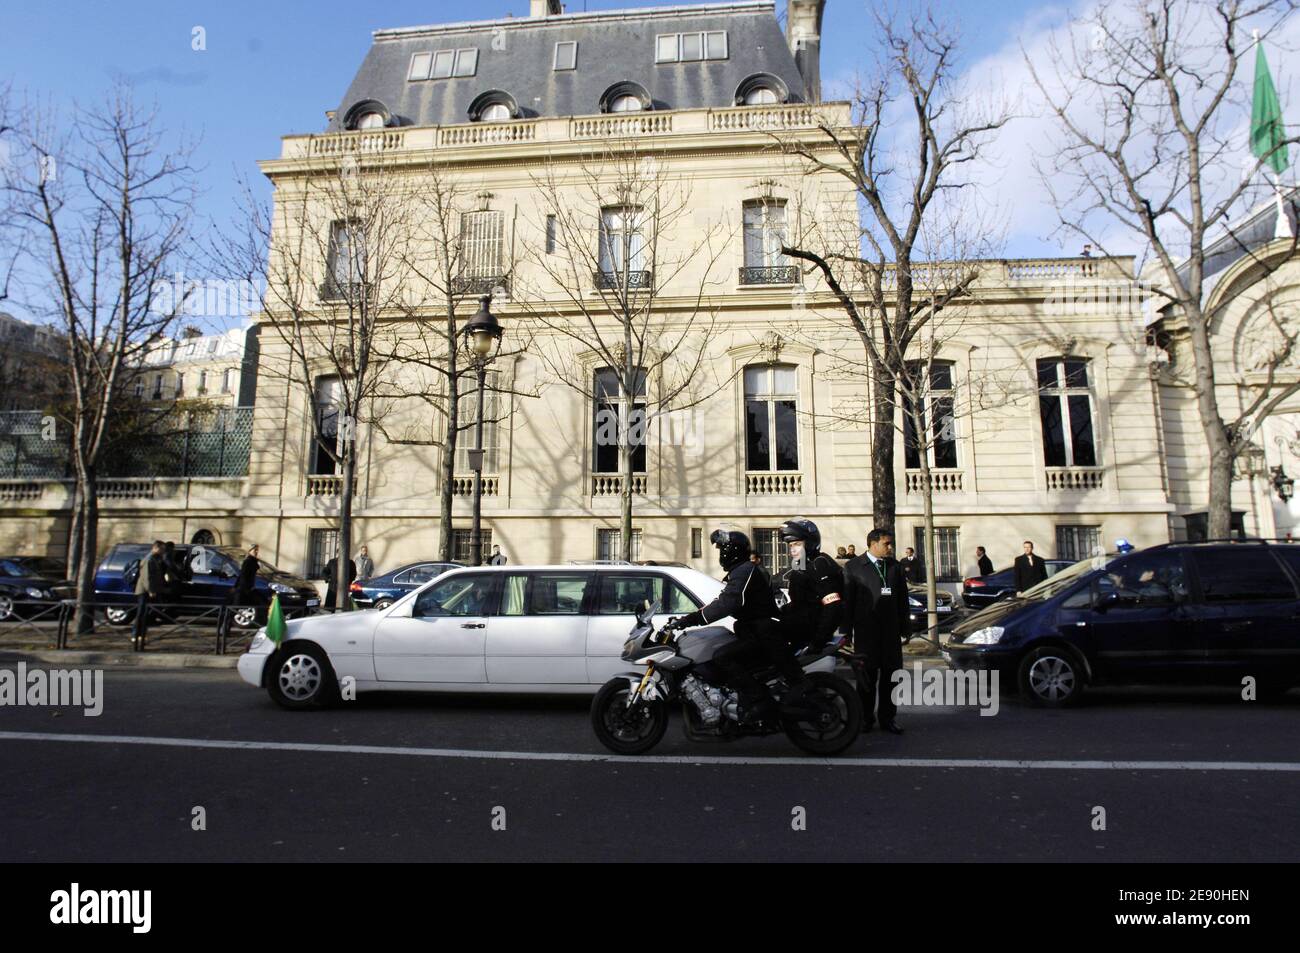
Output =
[{"x1": 0, "y1": 650, "x2": 238, "y2": 670}]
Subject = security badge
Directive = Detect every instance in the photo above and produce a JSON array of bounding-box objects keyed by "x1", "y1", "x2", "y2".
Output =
[{"x1": 880, "y1": 586, "x2": 893, "y2": 595}]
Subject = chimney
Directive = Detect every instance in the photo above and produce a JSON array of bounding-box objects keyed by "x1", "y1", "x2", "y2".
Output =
[
  {"x1": 530, "y1": 0, "x2": 563, "y2": 16},
  {"x1": 787, "y1": 0, "x2": 826, "y2": 103}
]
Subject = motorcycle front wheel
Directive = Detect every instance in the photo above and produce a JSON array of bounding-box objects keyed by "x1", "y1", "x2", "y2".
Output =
[
  {"x1": 591, "y1": 678, "x2": 669, "y2": 755},
  {"x1": 781, "y1": 672, "x2": 863, "y2": 756}
]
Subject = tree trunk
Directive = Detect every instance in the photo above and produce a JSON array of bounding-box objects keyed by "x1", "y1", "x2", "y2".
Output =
[
  {"x1": 337, "y1": 444, "x2": 356, "y2": 610},
  {"x1": 871, "y1": 359, "x2": 897, "y2": 529},
  {"x1": 73, "y1": 468, "x2": 98, "y2": 636},
  {"x1": 1186, "y1": 311, "x2": 1234, "y2": 538},
  {"x1": 439, "y1": 368, "x2": 459, "y2": 563},
  {"x1": 65, "y1": 483, "x2": 83, "y2": 588}
]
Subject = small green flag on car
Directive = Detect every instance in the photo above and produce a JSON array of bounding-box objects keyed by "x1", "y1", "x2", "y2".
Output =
[
  {"x1": 1251, "y1": 42, "x2": 1288, "y2": 175},
  {"x1": 265, "y1": 594, "x2": 287, "y2": 645}
]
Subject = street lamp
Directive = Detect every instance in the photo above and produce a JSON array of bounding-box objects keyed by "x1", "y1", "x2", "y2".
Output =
[
  {"x1": 1272, "y1": 465, "x2": 1295, "y2": 503},
  {"x1": 459, "y1": 296, "x2": 503, "y2": 567}
]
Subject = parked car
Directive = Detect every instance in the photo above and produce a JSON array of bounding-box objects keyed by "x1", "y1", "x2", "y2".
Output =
[
  {"x1": 0, "y1": 556, "x2": 74, "y2": 622},
  {"x1": 961, "y1": 559, "x2": 1074, "y2": 610},
  {"x1": 942, "y1": 541, "x2": 1300, "y2": 706},
  {"x1": 907, "y1": 583, "x2": 958, "y2": 632},
  {"x1": 238, "y1": 564, "x2": 724, "y2": 708},
  {"x1": 348, "y1": 561, "x2": 463, "y2": 610},
  {"x1": 94, "y1": 543, "x2": 320, "y2": 629}
]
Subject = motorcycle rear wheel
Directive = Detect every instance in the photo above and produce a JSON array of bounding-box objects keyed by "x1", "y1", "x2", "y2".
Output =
[
  {"x1": 781, "y1": 673, "x2": 862, "y2": 756},
  {"x1": 591, "y1": 678, "x2": 669, "y2": 755}
]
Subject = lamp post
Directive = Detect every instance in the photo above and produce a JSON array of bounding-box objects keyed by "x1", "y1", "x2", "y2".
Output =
[
  {"x1": 1272, "y1": 465, "x2": 1295, "y2": 503},
  {"x1": 459, "y1": 296, "x2": 503, "y2": 567}
]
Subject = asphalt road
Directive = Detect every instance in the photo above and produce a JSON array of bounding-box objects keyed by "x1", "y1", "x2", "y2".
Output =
[{"x1": 1, "y1": 661, "x2": 1298, "y2": 862}]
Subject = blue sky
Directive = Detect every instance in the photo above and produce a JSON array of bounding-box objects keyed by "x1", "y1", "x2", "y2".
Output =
[{"x1": 1, "y1": 1, "x2": 1289, "y2": 326}]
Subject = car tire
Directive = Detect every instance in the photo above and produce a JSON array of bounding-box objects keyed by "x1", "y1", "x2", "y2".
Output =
[
  {"x1": 104, "y1": 606, "x2": 135, "y2": 627},
  {"x1": 1018, "y1": 646, "x2": 1085, "y2": 707},
  {"x1": 267, "y1": 644, "x2": 338, "y2": 710},
  {"x1": 231, "y1": 605, "x2": 260, "y2": 629},
  {"x1": 0, "y1": 594, "x2": 13, "y2": 622}
]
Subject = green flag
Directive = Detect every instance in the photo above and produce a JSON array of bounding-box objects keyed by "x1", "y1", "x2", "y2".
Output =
[
  {"x1": 265, "y1": 593, "x2": 287, "y2": 645},
  {"x1": 1251, "y1": 43, "x2": 1288, "y2": 176}
]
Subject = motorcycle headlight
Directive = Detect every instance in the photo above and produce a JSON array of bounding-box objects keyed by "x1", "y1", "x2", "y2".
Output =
[
  {"x1": 25, "y1": 587, "x2": 45, "y2": 599},
  {"x1": 964, "y1": 626, "x2": 1005, "y2": 645},
  {"x1": 270, "y1": 582, "x2": 295, "y2": 594}
]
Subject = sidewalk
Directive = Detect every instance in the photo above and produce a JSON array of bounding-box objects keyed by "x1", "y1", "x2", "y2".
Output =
[{"x1": 0, "y1": 649, "x2": 239, "y2": 669}]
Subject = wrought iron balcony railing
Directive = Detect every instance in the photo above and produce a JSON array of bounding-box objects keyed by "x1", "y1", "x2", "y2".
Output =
[
  {"x1": 318, "y1": 278, "x2": 362, "y2": 302},
  {"x1": 593, "y1": 269, "x2": 653, "y2": 291},
  {"x1": 738, "y1": 265, "x2": 800, "y2": 285},
  {"x1": 452, "y1": 275, "x2": 510, "y2": 297}
]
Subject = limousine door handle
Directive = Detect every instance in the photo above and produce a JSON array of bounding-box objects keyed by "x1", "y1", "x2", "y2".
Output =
[{"x1": 461, "y1": 622, "x2": 486, "y2": 629}]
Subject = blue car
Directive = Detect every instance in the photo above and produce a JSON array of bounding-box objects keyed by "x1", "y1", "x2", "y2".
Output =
[
  {"x1": 349, "y1": 561, "x2": 463, "y2": 610},
  {"x1": 942, "y1": 541, "x2": 1300, "y2": 707},
  {"x1": 94, "y1": 543, "x2": 321, "y2": 629}
]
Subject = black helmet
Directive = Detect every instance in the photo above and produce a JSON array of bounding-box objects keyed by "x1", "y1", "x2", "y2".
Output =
[
  {"x1": 779, "y1": 517, "x2": 821, "y2": 551},
  {"x1": 709, "y1": 528, "x2": 752, "y2": 572}
]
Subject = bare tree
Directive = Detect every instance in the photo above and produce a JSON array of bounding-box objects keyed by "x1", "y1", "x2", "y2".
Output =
[
  {"x1": 780, "y1": 7, "x2": 1010, "y2": 532},
  {"x1": 219, "y1": 152, "x2": 413, "y2": 608},
  {"x1": 514, "y1": 142, "x2": 735, "y2": 561},
  {"x1": 1028, "y1": 0, "x2": 1300, "y2": 538},
  {"x1": 2, "y1": 86, "x2": 198, "y2": 631}
]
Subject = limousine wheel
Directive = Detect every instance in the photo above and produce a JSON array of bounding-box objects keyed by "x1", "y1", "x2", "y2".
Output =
[
  {"x1": 1018, "y1": 647, "x2": 1084, "y2": 707},
  {"x1": 268, "y1": 645, "x2": 337, "y2": 710},
  {"x1": 104, "y1": 606, "x2": 135, "y2": 627}
]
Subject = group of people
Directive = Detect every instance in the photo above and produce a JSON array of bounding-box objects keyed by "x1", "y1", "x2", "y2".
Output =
[{"x1": 668, "y1": 519, "x2": 915, "y2": 735}]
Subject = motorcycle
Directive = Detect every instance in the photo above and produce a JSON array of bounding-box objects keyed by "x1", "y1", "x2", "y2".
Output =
[{"x1": 590, "y1": 600, "x2": 863, "y2": 756}]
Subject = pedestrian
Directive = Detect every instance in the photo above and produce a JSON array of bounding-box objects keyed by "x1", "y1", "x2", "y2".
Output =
[
  {"x1": 1013, "y1": 540, "x2": 1048, "y2": 595},
  {"x1": 133, "y1": 541, "x2": 166, "y2": 649},
  {"x1": 162, "y1": 541, "x2": 192, "y2": 604},
  {"x1": 488, "y1": 545, "x2": 507, "y2": 566},
  {"x1": 749, "y1": 551, "x2": 763, "y2": 569},
  {"x1": 840, "y1": 528, "x2": 908, "y2": 734},
  {"x1": 846, "y1": 544, "x2": 857, "y2": 559},
  {"x1": 234, "y1": 543, "x2": 259, "y2": 607},
  {"x1": 975, "y1": 545, "x2": 994, "y2": 576},
  {"x1": 899, "y1": 546, "x2": 924, "y2": 585},
  {"x1": 357, "y1": 544, "x2": 374, "y2": 580},
  {"x1": 323, "y1": 549, "x2": 357, "y2": 611}
]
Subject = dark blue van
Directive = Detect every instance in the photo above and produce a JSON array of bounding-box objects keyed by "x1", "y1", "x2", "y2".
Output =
[
  {"x1": 94, "y1": 543, "x2": 320, "y2": 628},
  {"x1": 942, "y1": 541, "x2": 1300, "y2": 706}
]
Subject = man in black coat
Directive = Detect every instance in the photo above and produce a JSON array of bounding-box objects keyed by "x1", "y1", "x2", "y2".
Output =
[
  {"x1": 234, "y1": 544, "x2": 260, "y2": 605},
  {"x1": 323, "y1": 552, "x2": 358, "y2": 611},
  {"x1": 975, "y1": 546, "x2": 994, "y2": 577},
  {"x1": 899, "y1": 547, "x2": 924, "y2": 585},
  {"x1": 1013, "y1": 540, "x2": 1048, "y2": 595},
  {"x1": 840, "y1": 527, "x2": 909, "y2": 734}
]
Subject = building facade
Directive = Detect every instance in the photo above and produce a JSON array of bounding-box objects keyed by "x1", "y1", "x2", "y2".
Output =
[{"x1": 0, "y1": 0, "x2": 1295, "y2": 586}]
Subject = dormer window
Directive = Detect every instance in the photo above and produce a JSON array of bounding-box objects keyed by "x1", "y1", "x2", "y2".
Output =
[
  {"x1": 554, "y1": 41, "x2": 577, "y2": 71},
  {"x1": 356, "y1": 112, "x2": 386, "y2": 129},
  {"x1": 408, "y1": 48, "x2": 479, "y2": 81},
  {"x1": 656, "y1": 31, "x2": 727, "y2": 63},
  {"x1": 734, "y1": 73, "x2": 790, "y2": 106},
  {"x1": 342, "y1": 99, "x2": 393, "y2": 131},
  {"x1": 599, "y1": 81, "x2": 652, "y2": 114},
  {"x1": 468, "y1": 90, "x2": 521, "y2": 122}
]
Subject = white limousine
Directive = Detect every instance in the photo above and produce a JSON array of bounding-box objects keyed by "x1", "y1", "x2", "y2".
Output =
[{"x1": 237, "y1": 564, "x2": 726, "y2": 708}]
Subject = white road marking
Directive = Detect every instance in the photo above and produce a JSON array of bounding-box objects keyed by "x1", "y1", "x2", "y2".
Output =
[{"x1": 2, "y1": 730, "x2": 1299, "y2": 771}]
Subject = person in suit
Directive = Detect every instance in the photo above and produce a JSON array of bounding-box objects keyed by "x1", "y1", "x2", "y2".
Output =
[
  {"x1": 1013, "y1": 540, "x2": 1048, "y2": 595},
  {"x1": 840, "y1": 527, "x2": 909, "y2": 734},
  {"x1": 488, "y1": 546, "x2": 507, "y2": 566},
  {"x1": 356, "y1": 545, "x2": 375, "y2": 580},
  {"x1": 323, "y1": 550, "x2": 358, "y2": 611},
  {"x1": 900, "y1": 547, "x2": 924, "y2": 585},
  {"x1": 975, "y1": 546, "x2": 994, "y2": 577}
]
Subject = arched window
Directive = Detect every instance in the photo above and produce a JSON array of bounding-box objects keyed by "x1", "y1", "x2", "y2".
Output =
[
  {"x1": 190, "y1": 529, "x2": 216, "y2": 545},
  {"x1": 744, "y1": 364, "x2": 798, "y2": 472},
  {"x1": 356, "y1": 111, "x2": 386, "y2": 130},
  {"x1": 744, "y1": 87, "x2": 779, "y2": 105},
  {"x1": 599, "y1": 81, "x2": 652, "y2": 114},
  {"x1": 593, "y1": 367, "x2": 647, "y2": 474},
  {"x1": 342, "y1": 99, "x2": 392, "y2": 131},
  {"x1": 733, "y1": 72, "x2": 790, "y2": 106},
  {"x1": 468, "y1": 90, "x2": 520, "y2": 122},
  {"x1": 611, "y1": 95, "x2": 643, "y2": 112}
]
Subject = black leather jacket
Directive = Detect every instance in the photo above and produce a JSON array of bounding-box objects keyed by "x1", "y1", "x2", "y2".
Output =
[{"x1": 677, "y1": 561, "x2": 778, "y2": 630}]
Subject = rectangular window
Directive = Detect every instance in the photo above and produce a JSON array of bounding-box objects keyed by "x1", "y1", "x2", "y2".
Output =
[
  {"x1": 903, "y1": 361, "x2": 958, "y2": 470},
  {"x1": 597, "y1": 574, "x2": 699, "y2": 614},
  {"x1": 408, "y1": 52, "x2": 433, "y2": 81},
  {"x1": 597, "y1": 528, "x2": 642, "y2": 562},
  {"x1": 222, "y1": 368, "x2": 233, "y2": 393},
  {"x1": 308, "y1": 528, "x2": 339, "y2": 580},
  {"x1": 451, "y1": 528, "x2": 493, "y2": 565},
  {"x1": 1037, "y1": 357, "x2": 1097, "y2": 468},
  {"x1": 431, "y1": 50, "x2": 456, "y2": 79},
  {"x1": 175, "y1": 373, "x2": 184, "y2": 397},
  {"x1": 459, "y1": 210, "x2": 505, "y2": 280},
  {"x1": 312, "y1": 375, "x2": 342, "y2": 475},
  {"x1": 598, "y1": 206, "x2": 645, "y2": 275},
  {"x1": 152, "y1": 374, "x2": 163, "y2": 400},
  {"x1": 691, "y1": 527, "x2": 702, "y2": 559},
  {"x1": 553, "y1": 41, "x2": 577, "y2": 70},
  {"x1": 914, "y1": 527, "x2": 960, "y2": 582},
  {"x1": 655, "y1": 34, "x2": 679, "y2": 62},
  {"x1": 328, "y1": 221, "x2": 365, "y2": 288},
  {"x1": 529, "y1": 573, "x2": 592, "y2": 615},
  {"x1": 681, "y1": 32, "x2": 703, "y2": 61},
  {"x1": 742, "y1": 201, "x2": 788, "y2": 269},
  {"x1": 592, "y1": 367, "x2": 647, "y2": 474},
  {"x1": 453, "y1": 48, "x2": 478, "y2": 77},
  {"x1": 454, "y1": 370, "x2": 501, "y2": 474},
  {"x1": 545, "y1": 215, "x2": 557, "y2": 254},
  {"x1": 752, "y1": 528, "x2": 790, "y2": 576},
  {"x1": 133, "y1": 377, "x2": 144, "y2": 398},
  {"x1": 1055, "y1": 524, "x2": 1101, "y2": 561},
  {"x1": 705, "y1": 31, "x2": 728, "y2": 59},
  {"x1": 657, "y1": 32, "x2": 726, "y2": 62},
  {"x1": 744, "y1": 365, "x2": 799, "y2": 471}
]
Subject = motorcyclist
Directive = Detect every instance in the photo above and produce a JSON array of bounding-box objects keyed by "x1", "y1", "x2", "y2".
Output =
[
  {"x1": 773, "y1": 517, "x2": 844, "y2": 653},
  {"x1": 666, "y1": 529, "x2": 805, "y2": 719}
]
